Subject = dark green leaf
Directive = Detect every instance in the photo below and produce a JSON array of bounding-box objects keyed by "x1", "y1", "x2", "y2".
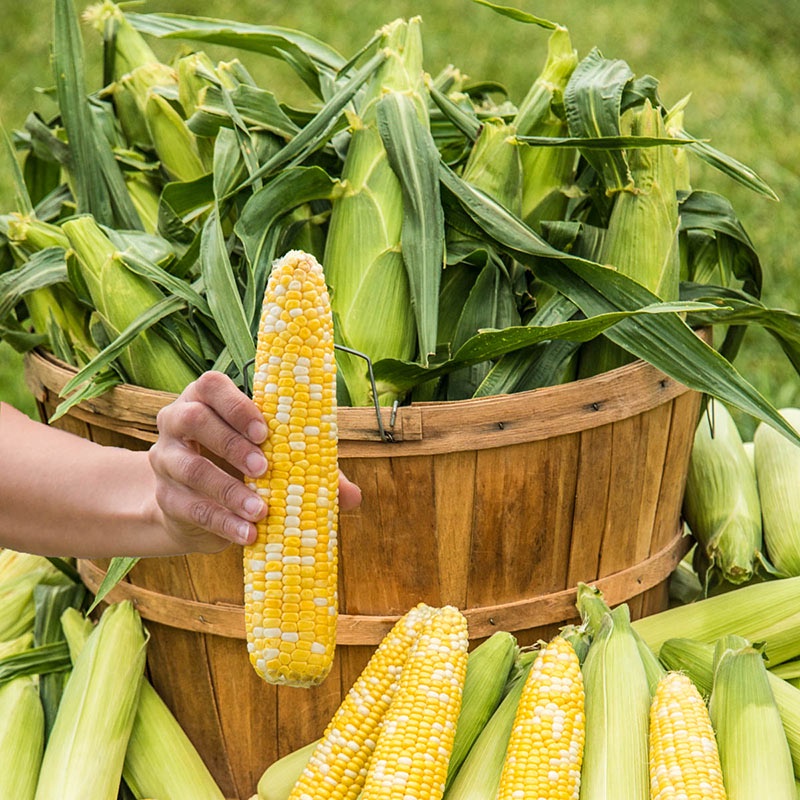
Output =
[
  {"x1": 0, "y1": 248, "x2": 68, "y2": 321},
  {"x1": 0, "y1": 641, "x2": 71, "y2": 687},
  {"x1": 563, "y1": 49, "x2": 633, "y2": 191},
  {"x1": 439, "y1": 163, "x2": 800, "y2": 446}
]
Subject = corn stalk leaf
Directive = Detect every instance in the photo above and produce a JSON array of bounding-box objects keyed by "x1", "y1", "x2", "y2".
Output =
[
  {"x1": 0, "y1": 642, "x2": 72, "y2": 687},
  {"x1": 199, "y1": 209, "x2": 253, "y2": 379},
  {"x1": 235, "y1": 166, "x2": 341, "y2": 329},
  {"x1": 563, "y1": 49, "x2": 633, "y2": 191},
  {"x1": 0, "y1": 248, "x2": 68, "y2": 320},
  {"x1": 677, "y1": 129, "x2": 779, "y2": 200},
  {"x1": 438, "y1": 163, "x2": 800, "y2": 446},
  {"x1": 56, "y1": 295, "x2": 186, "y2": 410},
  {"x1": 238, "y1": 49, "x2": 387, "y2": 190},
  {"x1": 470, "y1": 0, "x2": 559, "y2": 28},
  {"x1": 377, "y1": 91, "x2": 445, "y2": 366},
  {"x1": 127, "y1": 12, "x2": 345, "y2": 98},
  {"x1": 374, "y1": 301, "x2": 720, "y2": 392},
  {"x1": 1, "y1": 125, "x2": 33, "y2": 215},
  {"x1": 87, "y1": 557, "x2": 139, "y2": 613},
  {"x1": 52, "y1": 0, "x2": 141, "y2": 229}
]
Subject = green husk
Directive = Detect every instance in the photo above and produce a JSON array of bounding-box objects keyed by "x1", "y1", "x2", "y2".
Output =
[
  {"x1": 35, "y1": 601, "x2": 147, "y2": 800},
  {"x1": 579, "y1": 603, "x2": 650, "y2": 800},
  {"x1": 0, "y1": 668, "x2": 44, "y2": 800},
  {"x1": 709, "y1": 635, "x2": 796, "y2": 798},
  {"x1": 323, "y1": 17, "x2": 427, "y2": 407},
  {"x1": 256, "y1": 739, "x2": 318, "y2": 800},
  {"x1": 446, "y1": 630, "x2": 518, "y2": 787},
  {"x1": 754, "y1": 408, "x2": 800, "y2": 577},
  {"x1": 683, "y1": 398, "x2": 765, "y2": 586},
  {"x1": 61, "y1": 214, "x2": 199, "y2": 392},
  {"x1": 443, "y1": 650, "x2": 537, "y2": 800}
]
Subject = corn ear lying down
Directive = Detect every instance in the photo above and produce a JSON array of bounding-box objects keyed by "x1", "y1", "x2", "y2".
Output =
[
  {"x1": 284, "y1": 605, "x2": 468, "y2": 800},
  {"x1": 709, "y1": 635, "x2": 796, "y2": 798},
  {"x1": 682, "y1": 398, "x2": 765, "y2": 587},
  {"x1": 754, "y1": 408, "x2": 800, "y2": 577},
  {"x1": 245, "y1": 250, "x2": 339, "y2": 688},
  {"x1": 0, "y1": 632, "x2": 44, "y2": 800},
  {"x1": 579, "y1": 603, "x2": 651, "y2": 800},
  {"x1": 446, "y1": 630, "x2": 518, "y2": 785},
  {"x1": 60, "y1": 607, "x2": 225, "y2": 800},
  {"x1": 35, "y1": 601, "x2": 147, "y2": 800},
  {"x1": 648, "y1": 671, "x2": 726, "y2": 800},
  {"x1": 630, "y1": 574, "x2": 800, "y2": 668},
  {"x1": 496, "y1": 635, "x2": 585, "y2": 800}
]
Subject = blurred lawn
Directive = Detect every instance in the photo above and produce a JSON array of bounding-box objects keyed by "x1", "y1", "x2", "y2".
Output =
[{"x1": 1, "y1": 0, "x2": 798, "y2": 433}]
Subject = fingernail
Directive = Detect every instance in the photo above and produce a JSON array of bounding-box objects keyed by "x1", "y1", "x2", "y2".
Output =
[
  {"x1": 237, "y1": 520, "x2": 253, "y2": 544},
  {"x1": 243, "y1": 495, "x2": 265, "y2": 518},
  {"x1": 247, "y1": 420, "x2": 268, "y2": 443},
  {"x1": 246, "y1": 451, "x2": 268, "y2": 477}
]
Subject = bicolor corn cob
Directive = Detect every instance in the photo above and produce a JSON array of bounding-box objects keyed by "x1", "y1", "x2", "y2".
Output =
[
  {"x1": 244, "y1": 250, "x2": 339, "y2": 688},
  {"x1": 360, "y1": 605, "x2": 469, "y2": 800},
  {"x1": 649, "y1": 671, "x2": 726, "y2": 800},
  {"x1": 496, "y1": 635, "x2": 585, "y2": 800},
  {"x1": 288, "y1": 603, "x2": 436, "y2": 800}
]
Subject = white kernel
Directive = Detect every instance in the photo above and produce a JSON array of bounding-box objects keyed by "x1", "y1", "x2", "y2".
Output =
[
  {"x1": 282, "y1": 632, "x2": 299, "y2": 642},
  {"x1": 311, "y1": 642, "x2": 326, "y2": 654}
]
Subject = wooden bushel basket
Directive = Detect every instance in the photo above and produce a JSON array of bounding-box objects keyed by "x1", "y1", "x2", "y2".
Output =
[{"x1": 25, "y1": 347, "x2": 701, "y2": 799}]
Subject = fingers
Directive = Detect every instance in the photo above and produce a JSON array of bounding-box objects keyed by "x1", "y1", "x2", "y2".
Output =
[
  {"x1": 181, "y1": 371, "x2": 267, "y2": 444},
  {"x1": 157, "y1": 373, "x2": 268, "y2": 478},
  {"x1": 339, "y1": 471, "x2": 362, "y2": 512}
]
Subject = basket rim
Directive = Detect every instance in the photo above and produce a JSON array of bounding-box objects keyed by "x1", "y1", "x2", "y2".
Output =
[{"x1": 25, "y1": 340, "x2": 705, "y2": 456}]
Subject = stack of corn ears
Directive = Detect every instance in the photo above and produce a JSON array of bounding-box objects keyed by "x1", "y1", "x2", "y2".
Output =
[{"x1": 0, "y1": 0, "x2": 796, "y2": 451}]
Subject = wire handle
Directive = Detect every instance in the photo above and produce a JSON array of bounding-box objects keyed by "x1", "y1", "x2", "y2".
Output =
[{"x1": 240, "y1": 345, "x2": 391, "y2": 443}]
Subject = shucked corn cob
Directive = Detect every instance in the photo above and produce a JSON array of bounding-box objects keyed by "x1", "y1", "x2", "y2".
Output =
[
  {"x1": 360, "y1": 605, "x2": 469, "y2": 800},
  {"x1": 648, "y1": 671, "x2": 726, "y2": 800},
  {"x1": 496, "y1": 635, "x2": 585, "y2": 800},
  {"x1": 244, "y1": 250, "x2": 338, "y2": 688},
  {"x1": 288, "y1": 603, "x2": 436, "y2": 800}
]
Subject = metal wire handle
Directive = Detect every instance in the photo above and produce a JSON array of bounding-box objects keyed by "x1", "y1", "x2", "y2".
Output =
[{"x1": 241, "y1": 345, "x2": 390, "y2": 443}]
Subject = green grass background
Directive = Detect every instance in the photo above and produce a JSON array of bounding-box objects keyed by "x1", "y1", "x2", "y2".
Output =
[{"x1": 1, "y1": 0, "x2": 798, "y2": 434}]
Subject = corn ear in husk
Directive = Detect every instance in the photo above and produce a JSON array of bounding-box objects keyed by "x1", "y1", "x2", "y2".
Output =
[
  {"x1": 35, "y1": 601, "x2": 147, "y2": 800},
  {"x1": 709, "y1": 635, "x2": 796, "y2": 798},
  {"x1": 0, "y1": 633, "x2": 44, "y2": 800},
  {"x1": 683, "y1": 398, "x2": 767, "y2": 587},
  {"x1": 754, "y1": 408, "x2": 800, "y2": 577}
]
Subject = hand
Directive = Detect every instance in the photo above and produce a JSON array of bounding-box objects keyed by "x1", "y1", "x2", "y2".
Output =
[{"x1": 148, "y1": 371, "x2": 362, "y2": 553}]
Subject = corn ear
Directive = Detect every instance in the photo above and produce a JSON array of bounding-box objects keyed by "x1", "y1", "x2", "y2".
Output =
[
  {"x1": 60, "y1": 608, "x2": 224, "y2": 799},
  {"x1": 0, "y1": 567, "x2": 70, "y2": 642},
  {"x1": 61, "y1": 214, "x2": 199, "y2": 392},
  {"x1": 513, "y1": 25, "x2": 578, "y2": 229},
  {"x1": 662, "y1": 636, "x2": 800, "y2": 781},
  {"x1": 446, "y1": 630, "x2": 518, "y2": 787},
  {"x1": 648, "y1": 671, "x2": 726, "y2": 800},
  {"x1": 754, "y1": 408, "x2": 800, "y2": 576},
  {"x1": 683, "y1": 399, "x2": 765, "y2": 586},
  {"x1": 323, "y1": 18, "x2": 424, "y2": 407},
  {"x1": 35, "y1": 601, "x2": 147, "y2": 800},
  {"x1": 709, "y1": 635, "x2": 796, "y2": 798},
  {"x1": 579, "y1": 603, "x2": 650, "y2": 800},
  {"x1": 145, "y1": 93, "x2": 208, "y2": 182},
  {"x1": 577, "y1": 98, "x2": 680, "y2": 377},
  {"x1": 0, "y1": 671, "x2": 44, "y2": 800},
  {"x1": 633, "y1": 575, "x2": 800, "y2": 668},
  {"x1": 443, "y1": 651, "x2": 537, "y2": 800},
  {"x1": 83, "y1": 1, "x2": 163, "y2": 79}
]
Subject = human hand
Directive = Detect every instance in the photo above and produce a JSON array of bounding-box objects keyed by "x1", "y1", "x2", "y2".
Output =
[{"x1": 148, "y1": 371, "x2": 362, "y2": 553}]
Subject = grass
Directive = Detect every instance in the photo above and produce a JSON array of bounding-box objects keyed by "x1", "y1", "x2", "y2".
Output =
[{"x1": 0, "y1": 0, "x2": 797, "y2": 434}]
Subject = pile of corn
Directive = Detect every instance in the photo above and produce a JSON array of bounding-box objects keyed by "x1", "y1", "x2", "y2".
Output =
[
  {"x1": 0, "y1": 0, "x2": 797, "y2": 446},
  {"x1": 9, "y1": 543, "x2": 800, "y2": 798},
  {"x1": 680, "y1": 399, "x2": 800, "y2": 591},
  {"x1": 250, "y1": 578, "x2": 800, "y2": 800},
  {"x1": 0, "y1": 548, "x2": 226, "y2": 799}
]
